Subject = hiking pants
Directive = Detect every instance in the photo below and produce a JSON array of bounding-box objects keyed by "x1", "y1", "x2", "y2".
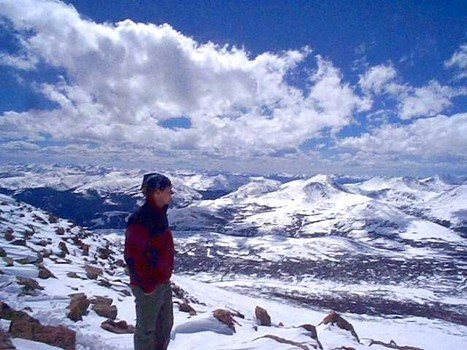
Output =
[{"x1": 132, "y1": 283, "x2": 173, "y2": 350}]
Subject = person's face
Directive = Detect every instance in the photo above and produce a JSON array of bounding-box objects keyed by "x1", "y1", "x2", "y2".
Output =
[{"x1": 152, "y1": 186, "x2": 173, "y2": 207}]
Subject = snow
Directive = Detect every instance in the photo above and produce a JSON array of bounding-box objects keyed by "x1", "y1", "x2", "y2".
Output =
[
  {"x1": 1, "y1": 167, "x2": 467, "y2": 349},
  {"x1": 11, "y1": 338, "x2": 64, "y2": 350}
]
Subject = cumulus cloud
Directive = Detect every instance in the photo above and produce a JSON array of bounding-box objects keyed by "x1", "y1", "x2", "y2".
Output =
[
  {"x1": 339, "y1": 113, "x2": 467, "y2": 159},
  {"x1": 445, "y1": 43, "x2": 467, "y2": 80},
  {"x1": 398, "y1": 81, "x2": 454, "y2": 120},
  {"x1": 0, "y1": 0, "x2": 370, "y2": 160},
  {"x1": 359, "y1": 63, "x2": 463, "y2": 120},
  {"x1": 358, "y1": 63, "x2": 398, "y2": 95}
]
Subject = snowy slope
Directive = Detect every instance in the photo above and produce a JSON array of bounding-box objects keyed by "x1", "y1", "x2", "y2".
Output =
[
  {"x1": 423, "y1": 184, "x2": 467, "y2": 231},
  {"x1": 1, "y1": 194, "x2": 466, "y2": 349},
  {"x1": 345, "y1": 176, "x2": 467, "y2": 234},
  {"x1": 0, "y1": 165, "x2": 264, "y2": 229}
]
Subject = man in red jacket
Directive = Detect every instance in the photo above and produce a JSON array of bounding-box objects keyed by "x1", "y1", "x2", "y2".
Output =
[{"x1": 124, "y1": 173, "x2": 175, "y2": 350}]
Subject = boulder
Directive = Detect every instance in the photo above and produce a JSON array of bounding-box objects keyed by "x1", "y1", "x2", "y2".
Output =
[
  {"x1": 90, "y1": 297, "x2": 117, "y2": 320},
  {"x1": 48, "y1": 213, "x2": 58, "y2": 223},
  {"x1": 368, "y1": 339, "x2": 423, "y2": 350},
  {"x1": 98, "y1": 279, "x2": 112, "y2": 288},
  {"x1": 298, "y1": 324, "x2": 318, "y2": 340},
  {"x1": 84, "y1": 265, "x2": 102, "y2": 280},
  {"x1": 9, "y1": 314, "x2": 75, "y2": 350},
  {"x1": 81, "y1": 244, "x2": 90, "y2": 256},
  {"x1": 253, "y1": 334, "x2": 310, "y2": 350},
  {"x1": 175, "y1": 302, "x2": 197, "y2": 316},
  {"x1": 212, "y1": 309, "x2": 238, "y2": 333},
  {"x1": 2, "y1": 257, "x2": 13, "y2": 267},
  {"x1": 255, "y1": 306, "x2": 271, "y2": 326},
  {"x1": 0, "y1": 327, "x2": 16, "y2": 349},
  {"x1": 16, "y1": 277, "x2": 44, "y2": 293},
  {"x1": 37, "y1": 240, "x2": 50, "y2": 247},
  {"x1": 0, "y1": 301, "x2": 12, "y2": 318},
  {"x1": 298, "y1": 324, "x2": 322, "y2": 349},
  {"x1": 55, "y1": 227, "x2": 65, "y2": 236},
  {"x1": 90, "y1": 296, "x2": 113, "y2": 306},
  {"x1": 67, "y1": 293, "x2": 90, "y2": 322},
  {"x1": 31, "y1": 324, "x2": 76, "y2": 350},
  {"x1": 22, "y1": 229, "x2": 34, "y2": 238},
  {"x1": 66, "y1": 272, "x2": 80, "y2": 279},
  {"x1": 101, "y1": 320, "x2": 135, "y2": 334},
  {"x1": 1, "y1": 302, "x2": 75, "y2": 350},
  {"x1": 11, "y1": 239, "x2": 26, "y2": 247},
  {"x1": 98, "y1": 247, "x2": 112, "y2": 260},
  {"x1": 4, "y1": 228, "x2": 14, "y2": 241},
  {"x1": 115, "y1": 259, "x2": 126, "y2": 268},
  {"x1": 38, "y1": 267, "x2": 56, "y2": 279},
  {"x1": 319, "y1": 311, "x2": 360, "y2": 343},
  {"x1": 58, "y1": 241, "x2": 70, "y2": 257},
  {"x1": 92, "y1": 304, "x2": 117, "y2": 320}
]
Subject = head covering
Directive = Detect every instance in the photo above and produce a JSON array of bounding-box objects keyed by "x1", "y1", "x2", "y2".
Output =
[{"x1": 141, "y1": 173, "x2": 172, "y2": 196}]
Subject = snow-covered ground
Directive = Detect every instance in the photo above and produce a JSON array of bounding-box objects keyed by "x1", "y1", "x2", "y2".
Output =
[
  {"x1": 1, "y1": 193, "x2": 467, "y2": 349},
  {"x1": 1, "y1": 165, "x2": 467, "y2": 349}
]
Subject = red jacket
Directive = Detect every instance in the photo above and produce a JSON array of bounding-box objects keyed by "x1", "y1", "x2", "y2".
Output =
[{"x1": 124, "y1": 200, "x2": 174, "y2": 293}]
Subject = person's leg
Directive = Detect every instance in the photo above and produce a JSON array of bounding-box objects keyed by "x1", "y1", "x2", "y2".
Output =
[
  {"x1": 154, "y1": 283, "x2": 174, "y2": 350},
  {"x1": 132, "y1": 285, "x2": 159, "y2": 350}
]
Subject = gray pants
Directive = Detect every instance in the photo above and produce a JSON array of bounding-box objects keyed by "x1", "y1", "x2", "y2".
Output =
[{"x1": 132, "y1": 283, "x2": 174, "y2": 350}]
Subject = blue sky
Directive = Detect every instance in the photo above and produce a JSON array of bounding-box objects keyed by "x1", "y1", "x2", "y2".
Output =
[{"x1": 0, "y1": 0, "x2": 466, "y2": 176}]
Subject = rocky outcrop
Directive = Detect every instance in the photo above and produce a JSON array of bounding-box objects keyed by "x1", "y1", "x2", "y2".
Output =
[
  {"x1": 84, "y1": 265, "x2": 102, "y2": 280},
  {"x1": 2, "y1": 257, "x2": 13, "y2": 267},
  {"x1": 212, "y1": 309, "x2": 239, "y2": 333},
  {"x1": 66, "y1": 272, "x2": 80, "y2": 279},
  {"x1": 55, "y1": 227, "x2": 65, "y2": 236},
  {"x1": 319, "y1": 311, "x2": 360, "y2": 343},
  {"x1": 368, "y1": 339, "x2": 423, "y2": 350},
  {"x1": 16, "y1": 277, "x2": 43, "y2": 294},
  {"x1": 58, "y1": 241, "x2": 70, "y2": 257},
  {"x1": 255, "y1": 306, "x2": 271, "y2": 326},
  {"x1": 171, "y1": 282, "x2": 203, "y2": 305},
  {"x1": 0, "y1": 302, "x2": 75, "y2": 350},
  {"x1": 101, "y1": 319, "x2": 135, "y2": 334},
  {"x1": 4, "y1": 228, "x2": 14, "y2": 241},
  {"x1": 298, "y1": 324, "x2": 323, "y2": 349},
  {"x1": 38, "y1": 266, "x2": 55, "y2": 279},
  {"x1": 90, "y1": 296, "x2": 117, "y2": 320},
  {"x1": 10, "y1": 239, "x2": 26, "y2": 247},
  {"x1": 253, "y1": 334, "x2": 311, "y2": 350},
  {"x1": 0, "y1": 328, "x2": 15, "y2": 350},
  {"x1": 67, "y1": 293, "x2": 90, "y2": 322},
  {"x1": 71, "y1": 237, "x2": 90, "y2": 256},
  {"x1": 174, "y1": 301, "x2": 197, "y2": 316},
  {"x1": 98, "y1": 247, "x2": 112, "y2": 260}
]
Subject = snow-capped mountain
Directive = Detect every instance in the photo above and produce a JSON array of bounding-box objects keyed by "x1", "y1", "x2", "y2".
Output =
[
  {"x1": 0, "y1": 165, "x2": 466, "y2": 329},
  {"x1": 0, "y1": 165, "x2": 263, "y2": 229},
  {"x1": 4, "y1": 194, "x2": 464, "y2": 349},
  {"x1": 344, "y1": 176, "x2": 466, "y2": 236},
  {"x1": 167, "y1": 173, "x2": 466, "y2": 331}
]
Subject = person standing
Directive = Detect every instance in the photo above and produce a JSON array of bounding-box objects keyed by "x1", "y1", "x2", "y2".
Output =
[{"x1": 124, "y1": 173, "x2": 175, "y2": 350}]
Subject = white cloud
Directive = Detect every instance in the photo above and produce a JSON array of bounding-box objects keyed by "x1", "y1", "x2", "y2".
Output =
[
  {"x1": 0, "y1": 52, "x2": 38, "y2": 70},
  {"x1": 398, "y1": 81, "x2": 454, "y2": 120},
  {"x1": 339, "y1": 113, "x2": 467, "y2": 159},
  {"x1": 0, "y1": 0, "x2": 368, "y2": 159},
  {"x1": 1, "y1": 141, "x2": 41, "y2": 151},
  {"x1": 359, "y1": 64, "x2": 462, "y2": 120},
  {"x1": 359, "y1": 63, "x2": 397, "y2": 94},
  {"x1": 445, "y1": 43, "x2": 467, "y2": 80}
]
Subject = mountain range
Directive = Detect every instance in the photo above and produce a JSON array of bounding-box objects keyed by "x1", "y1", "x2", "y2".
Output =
[{"x1": 0, "y1": 163, "x2": 466, "y2": 349}]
